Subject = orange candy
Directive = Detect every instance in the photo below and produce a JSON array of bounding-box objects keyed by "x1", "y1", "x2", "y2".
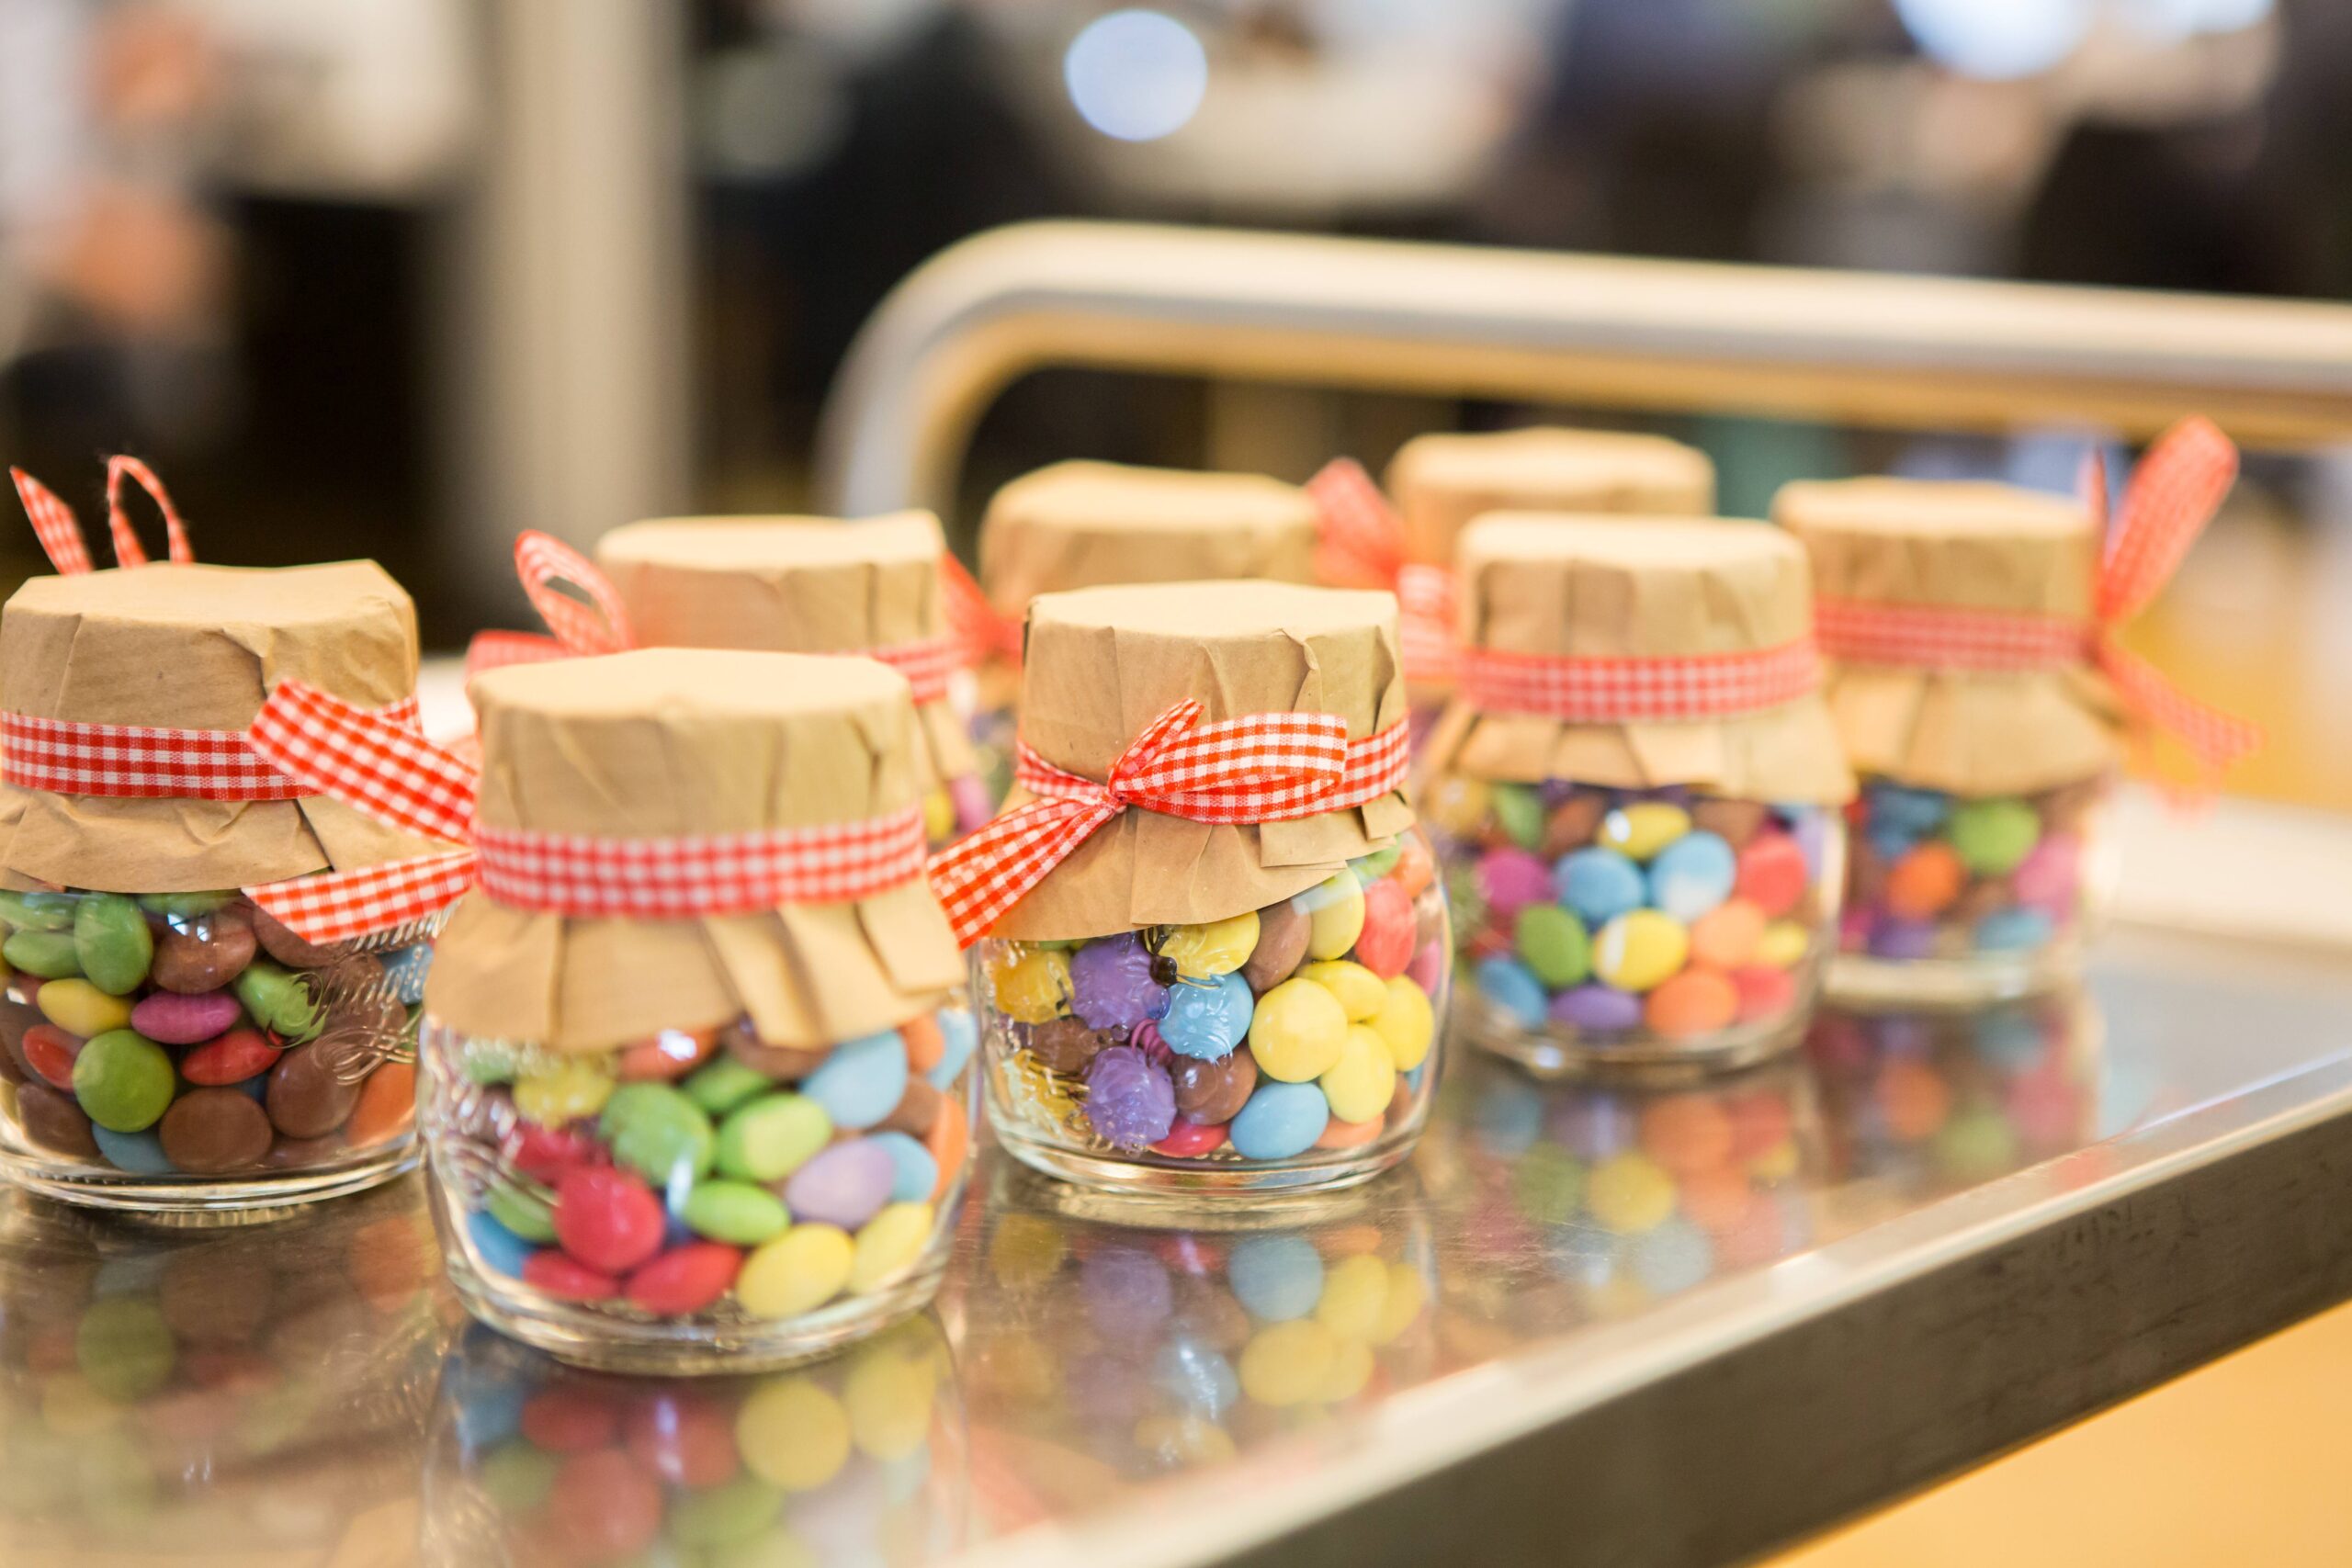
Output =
[
  {"x1": 1688, "y1": 899, "x2": 1765, "y2": 970},
  {"x1": 1876, "y1": 1057, "x2": 1951, "y2": 1142},
  {"x1": 1390, "y1": 832, "x2": 1435, "y2": 899},
  {"x1": 1638, "y1": 1093, "x2": 1734, "y2": 1175},
  {"x1": 616, "y1": 1029, "x2": 717, "y2": 1082},
  {"x1": 924, "y1": 1095, "x2": 968, "y2": 1201},
  {"x1": 1726, "y1": 1089, "x2": 1793, "y2": 1160},
  {"x1": 1315, "y1": 1115, "x2": 1383, "y2": 1151},
  {"x1": 1883, "y1": 841, "x2": 1965, "y2": 919},
  {"x1": 1641, "y1": 969, "x2": 1738, "y2": 1040},
  {"x1": 1678, "y1": 1166, "x2": 1756, "y2": 1232},
  {"x1": 345, "y1": 1061, "x2": 416, "y2": 1149},
  {"x1": 900, "y1": 1012, "x2": 945, "y2": 1075}
]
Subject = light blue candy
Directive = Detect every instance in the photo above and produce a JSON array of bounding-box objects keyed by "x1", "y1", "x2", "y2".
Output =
[
  {"x1": 1869, "y1": 783, "x2": 1951, "y2": 838},
  {"x1": 1971, "y1": 1008, "x2": 2047, "y2": 1070},
  {"x1": 1474, "y1": 1081, "x2": 1543, "y2": 1158},
  {"x1": 802, "y1": 1030, "x2": 909, "y2": 1130},
  {"x1": 1632, "y1": 1218, "x2": 1715, "y2": 1296},
  {"x1": 868, "y1": 1131, "x2": 939, "y2": 1203},
  {"x1": 1868, "y1": 824, "x2": 1920, "y2": 863},
  {"x1": 1647, "y1": 830, "x2": 1736, "y2": 921},
  {"x1": 467, "y1": 1210, "x2": 534, "y2": 1279},
  {"x1": 1227, "y1": 1234, "x2": 1325, "y2": 1323},
  {"x1": 928, "y1": 1008, "x2": 978, "y2": 1089},
  {"x1": 382, "y1": 943, "x2": 433, "y2": 1006},
  {"x1": 1476, "y1": 956, "x2": 1548, "y2": 1029},
  {"x1": 92, "y1": 1126, "x2": 175, "y2": 1176},
  {"x1": 1974, "y1": 907, "x2": 2055, "y2": 953},
  {"x1": 447, "y1": 1329, "x2": 526, "y2": 1455},
  {"x1": 1228, "y1": 1081, "x2": 1329, "y2": 1160},
  {"x1": 1554, "y1": 848, "x2": 1645, "y2": 926},
  {"x1": 1159, "y1": 971, "x2": 1254, "y2": 1061},
  {"x1": 1152, "y1": 1337, "x2": 1238, "y2": 1418}
]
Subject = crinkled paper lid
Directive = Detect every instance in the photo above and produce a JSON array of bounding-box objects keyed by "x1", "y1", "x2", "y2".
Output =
[
  {"x1": 978, "y1": 461, "x2": 1319, "y2": 620},
  {"x1": 1426, "y1": 514, "x2": 1854, "y2": 804},
  {"x1": 596, "y1": 511, "x2": 976, "y2": 788},
  {"x1": 1776, "y1": 477, "x2": 2121, "y2": 794},
  {"x1": 0, "y1": 560, "x2": 447, "y2": 893},
  {"x1": 426, "y1": 648, "x2": 963, "y2": 1054},
  {"x1": 993, "y1": 580, "x2": 1415, "y2": 942},
  {"x1": 1388, "y1": 426, "x2": 1716, "y2": 568}
]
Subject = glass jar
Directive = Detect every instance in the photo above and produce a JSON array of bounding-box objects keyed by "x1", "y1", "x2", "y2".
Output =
[
  {"x1": 0, "y1": 886, "x2": 433, "y2": 1211},
  {"x1": 1425, "y1": 777, "x2": 1845, "y2": 1077},
  {"x1": 422, "y1": 999, "x2": 978, "y2": 1373},
  {"x1": 425, "y1": 1313, "x2": 963, "y2": 1567},
  {"x1": 1831, "y1": 774, "x2": 2116, "y2": 1006},
  {"x1": 976, "y1": 829, "x2": 1450, "y2": 1195}
]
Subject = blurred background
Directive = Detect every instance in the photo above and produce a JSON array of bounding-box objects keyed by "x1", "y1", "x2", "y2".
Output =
[{"x1": 0, "y1": 0, "x2": 2342, "y2": 803}]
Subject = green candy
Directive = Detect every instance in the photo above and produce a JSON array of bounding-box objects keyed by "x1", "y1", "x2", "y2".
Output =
[
  {"x1": 1349, "y1": 840, "x2": 1403, "y2": 881},
  {"x1": 668, "y1": 1476, "x2": 786, "y2": 1549},
  {"x1": 235, "y1": 961, "x2": 323, "y2": 1043},
  {"x1": 0, "y1": 891, "x2": 75, "y2": 932},
  {"x1": 714, "y1": 1093, "x2": 831, "y2": 1183},
  {"x1": 681, "y1": 1179, "x2": 789, "y2": 1245},
  {"x1": 1491, "y1": 783, "x2": 1546, "y2": 852},
  {"x1": 76, "y1": 1297, "x2": 175, "y2": 1403},
  {"x1": 684, "y1": 1055, "x2": 772, "y2": 1116},
  {"x1": 71, "y1": 1031, "x2": 176, "y2": 1132},
  {"x1": 485, "y1": 1180, "x2": 557, "y2": 1242},
  {"x1": 1946, "y1": 796, "x2": 2041, "y2": 877},
  {"x1": 2, "y1": 928, "x2": 81, "y2": 979},
  {"x1": 1936, "y1": 1104, "x2": 2019, "y2": 1180},
  {"x1": 72, "y1": 894, "x2": 153, "y2": 996},
  {"x1": 1514, "y1": 904, "x2": 1591, "y2": 989},
  {"x1": 135, "y1": 891, "x2": 236, "y2": 919},
  {"x1": 598, "y1": 1083, "x2": 716, "y2": 1183},
  {"x1": 478, "y1": 1441, "x2": 559, "y2": 1514},
  {"x1": 1513, "y1": 1143, "x2": 1585, "y2": 1226}
]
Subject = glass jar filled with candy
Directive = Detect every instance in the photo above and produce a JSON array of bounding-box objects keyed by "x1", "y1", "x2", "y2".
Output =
[
  {"x1": 1778, "y1": 425, "x2": 2257, "y2": 1005},
  {"x1": 413, "y1": 651, "x2": 978, "y2": 1372},
  {"x1": 0, "y1": 547, "x2": 459, "y2": 1210},
  {"x1": 943, "y1": 582, "x2": 1447, "y2": 1193},
  {"x1": 1422, "y1": 517, "x2": 1855, "y2": 1076}
]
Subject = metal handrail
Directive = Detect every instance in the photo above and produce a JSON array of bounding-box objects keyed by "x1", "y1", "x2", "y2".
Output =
[{"x1": 814, "y1": 219, "x2": 2352, "y2": 519}]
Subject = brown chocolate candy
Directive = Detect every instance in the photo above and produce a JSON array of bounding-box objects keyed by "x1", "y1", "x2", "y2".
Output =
[
  {"x1": 1240, "y1": 901, "x2": 1312, "y2": 995},
  {"x1": 1024, "y1": 1017, "x2": 1107, "y2": 1076},
  {"x1": 722, "y1": 1026, "x2": 830, "y2": 1080},
  {"x1": 158, "y1": 1247, "x2": 276, "y2": 1345},
  {"x1": 1170, "y1": 1044, "x2": 1257, "y2": 1125},
  {"x1": 265, "y1": 1133, "x2": 348, "y2": 1169},
  {"x1": 1951, "y1": 875, "x2": 2016, "y2": 926},
  {"x1": 0, "y1": 998, "x2": 36, "y2": 1086},
  {"x1": 151, "y1": 907, "x2": 259, "y2": 995},
  {"x1": 17, "y1": 1081, "x2": 98, "y2": 1157},
  {"x1": 265, "y1": 1043, "x2": 364, "y2": 1140},
  {"x1": 877, "y1": 1076, "x2": 943, "y2": 1136},
  {"x1": 1690, "y1": 796, "x2": 1770, "y2": 849},
  {"x1": 1541, "y1": 790, "x2": 1609, "y2": 858},
  {"x1": 160, "y1": 1088, "x2": 275, "y2": 1174},
  {"x1": 250, "y1": 904, "x2": 341, "y2": 968}
]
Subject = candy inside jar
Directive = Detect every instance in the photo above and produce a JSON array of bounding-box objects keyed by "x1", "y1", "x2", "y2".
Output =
[
  {"x1": 979, "y1": 832, "x2": 1449, "y2": 1191},
  {"x1": 0, "y1": 887, "x2": 429, "y2": 1206}
]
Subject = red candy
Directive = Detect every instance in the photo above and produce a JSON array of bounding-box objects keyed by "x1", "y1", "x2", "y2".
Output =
[
  {"x1": 520, "y1": 1251, "x2": 619, "y2": 1302},
  {"x1": 1735, "y1": 833, "x2": 1809, "y2": 918},
  {"x1": 1351, "y1": 874, "x2": 1415, "y2": 979},
  {"x1": 19, "y1": 1025, "x2": 83, "y2": 1090},
  {"x1": 1730, "y1": 964, "x2": 1797, "y2": 1024},
  {"x1": 626, "y1": 1392, "x2": 741, "y2": 1487},
  {"x1": 180, "y1": 1027, "x2": 278, "y2": 1086},
  {"x1": 552, "y1": 1167, "x2": 666, "y2": 1274},
  {"x1": 512, "y1": 1122, "x2": 607, "y2": 1184},
  {"x1": 1151, "y1": 1119, "x2": 1227, "y2": 1158},
  {"x1": 624, "y1": 1243, "x2": 742, "y2": 1316},
  {"x1": 546, "y1": 1449, "x2": 664, "y2": 1564},
  {"x1": 520, "y1": 1388, "x2": 620, "y2": 1452}
]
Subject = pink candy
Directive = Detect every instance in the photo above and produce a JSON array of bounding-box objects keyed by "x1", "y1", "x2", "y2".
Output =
[
  {"x1": 1476, "y1": 848, "x2": 1553, "y2": 923},
  {"x1": 2011, "y1": 833, "x2": 2081, "y2": 917}
]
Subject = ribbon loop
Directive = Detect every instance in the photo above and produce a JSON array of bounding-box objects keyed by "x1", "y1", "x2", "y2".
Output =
[
  {"x1": 1306, "y1": 458, "x2": 1453, "y2": 684},
  {"x1": 515, "y1": 530, "x2": 636, "y2": 657},
  {"x1": 11, "y1": 468, "x2": 93, "y2": 575},
  {"x1": 938, "y1": 551, "x2": 1023, "y2": 669},
  {"x1": 104, "y1": 455, "x2": 196, "y2": 569},
  {"x1": 2093, "y1": 415, "x2": 2240, "y2": 625},
  {"x1": 464, "y1": 629, "x2": 573, "y2": 680}
]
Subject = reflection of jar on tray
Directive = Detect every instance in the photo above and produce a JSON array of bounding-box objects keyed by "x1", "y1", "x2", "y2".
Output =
[{"x1": 1422, "y1": 517, "x2": 1855, "y2": 1077}]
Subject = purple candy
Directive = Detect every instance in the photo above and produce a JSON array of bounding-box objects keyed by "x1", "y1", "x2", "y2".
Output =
[
  {"x1": 1870, "y1": 919, "x2": 1939, "y2": 961},
  {"x1": 782, "y1": 1138, "x2": 896, "y2": 1230},
  {"x1": 1069, "y1": 933, "x2": 1169, "y2": 1031},
  {"x1": 1082, "y1": 1045, "x2": 1177, "y2": 1150},
  {"x1": 1476, "y1": 848, "x2": 1554, "y2": 923},
  {"x1": 1550, "y1": 985, "x2": 1643, "y2": 1032},
  {"x1": 1081, "y1": 1243, "x2": 1174, "y2": 1332},
  {"x1": 130, "y1": 989, "x2": 243, "y2": 1045}
]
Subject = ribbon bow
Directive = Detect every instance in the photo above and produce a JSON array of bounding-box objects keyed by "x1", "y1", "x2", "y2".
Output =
[
  {"x1": 938, "y1": 550, "x2": 1025, "y2": 670},
  {"x1": 926, "y1": 699, "x2": 1409, "y2": 946},
  {"x1": 1306, "y1": 458, "x2": 1458, "y2": 684},
  {"x1": 11, "y1": 456, "x2": 196, "y2": 574}
]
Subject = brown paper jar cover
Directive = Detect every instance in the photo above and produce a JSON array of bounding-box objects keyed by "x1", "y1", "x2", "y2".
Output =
[
  {"x1": 1774, "y1": 478, "x2": 2121, "y2": 795},
  {"x1": 1387, "y1": 427, "x2": 1716, "y2": 568},
  {"x1": 595, "y1": 511, "x2": 978, "y2": 792},
  {"x1": 994, "y1": 580, "x2": 1416, "y2": 942},
  {"x1": 0, "y1": 560, "x2": 450, "y2": 894},
  {"x1": 1425, "y1": 515, "x2": 1854, "y2": 804},
  {"x1": 425, "y1": 648, "x2": 963, "y2": 1055}
]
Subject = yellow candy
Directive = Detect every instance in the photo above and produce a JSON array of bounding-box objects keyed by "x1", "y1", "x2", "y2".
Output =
[
  {"x1": 1159, "y1": 911, "x2": 1259, "y2": 978},
  {"x1": 512, "y1": 1057, "x2": 616, "y2": 1126},
  {"x1": 1318, "y1": 1025, "x2": 1397, "y2": 1124},
  {"x1": 987, "y1": 946, "x2": 1071, "y2": 1025},
  {"x1": 36, "y1": 980, "x2": 132, "y2": 1039},
  {"x1": 1135, "y1": 1414, "x2": 1237, "y2": 1466},
  {"x1": 1368, "y1": 976, "x2": 1435, "y2": 1072},
  {"x1": 1238, "y1": 1318, "x2": 1337, "y2": 1407},
  {"x1": 1297, "y1": 961, "x2": 1385, "y2": 1022},
  {"x1": 1585, "y1": 1150, "x2": 1676, "y2": 1234},
  {"x1": 1748, "y1": 1137, "x2": 1799, "y2": 1183},
  {"x1": 1756, "y1": 919, "x2": 1812, "y2": 970},
  {"x1": 738, "y1": 1224, "x2": 854, "y2": 1319},
  {"x1": 922, "y1": 789, "x2": 956, "y2": 844},
  {"x1": 737, "y1": 1377, "x2": 850, "y2": 1492},
  {"x1": 844, "y1": 1341, "x2": 935, "y2": 1461},
  {"x1": 1298, "y1": 868, "x2": 1366, "y2": 960},
  {"x1": 1247, "y1": 977, "x2": 1348, "y2": 1083},
  {"x1": 1592, "y1": 909, "x2": 1690, "y2": 993},
  {"x1": 847, "y1": 1201, "x2": 934, "y2": 1293},
  {"x1": 1315, "y1": 1252, "x2": 1391, "y2": 1341},
  {"x1": 1317, "y1": 1337, "x2": 1375, "y2": 1402},
  {"x1": 1420, "y1": 773, "x2": 1491, "y2": 838},
  {"x1": 1372, "y1": 1261, "x2": 1427, "y2": 1344},
  {"x1": 1600, "y1": 802, "x2": 1692, "y2": 862},
  {"x1": 988, "y1": 1212, "x2": 1066, "y2": 1290}
]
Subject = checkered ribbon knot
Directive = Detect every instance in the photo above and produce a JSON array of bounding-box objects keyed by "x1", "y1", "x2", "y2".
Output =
[
  {"x1": 11, "y1": 455, "x2": 196, "y2": 574},
  {"x1": 926, "y1": 699, "x2": 1410, "y2": 946},
  {"x1": 1813, "y1": 417, "x2": 2261, "y2": 788},
  {"x1": 1458, "y1": 637, "x2": 1823, "y2": 722},
  {"x1": 240, "y1": 681, "x2": 932, "y2": 943},
  {"x1": 466, "y1": 529, "x2": 973, "y2": 700},
  {"x1": 1, "y1": 696, "x2": 423, "y2": 802},
  {"x1": 938, "y1": 550, "x2": 1024, "y2": 671},
  {"x1": 1307, "y1": 458, "x2": 1458, "y2": 684}
]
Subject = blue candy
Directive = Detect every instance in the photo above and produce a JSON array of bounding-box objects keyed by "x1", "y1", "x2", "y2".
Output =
[
  {"x1": 467, "y1": 1210, "x2": 535, "y2": 1279},
  {"x1": 1476, "y1": 956, "x2": 1549, "y2": 1029},
  {"x1": 802, "y1": 1030, "x2": 910, "y2": 1129},
  {"x1": 1971, "y1": 1008, "x2": 2047, "y2": 1070},
  {"x1": 1227, "y1": 1234, "x2": 1325, "y2": 1323},
  {"x1": 1159, "y1": 971, "x2": 1254, "y2": 1061},
  {"x1": 1974, "y1": 907, "x2": 2055, "y2": 953},
  {"x1": 1474, "y1": 1080, "x2": 1543, "y2": 1158},
  {"x1": 868, "y1": 1130, "x2": 940, "y2": 1203},
  {"x1": 1869, "y1": 783, "x2": 1951, "y2": 838},
  {"x1": 1554, "y1": 848, "x2": 1645, "y2": 926},
  {"x1": 1228, "y1": 1081, "x2": 1329, "y2": 1160},
  {"x1": 1646, "y1": 830, "x2": 1736, "y2": 921},
  {"x1": 92, "y1": 1125, "x2": 175, "y2": 1175},
  {"x1": 927, "y1": 1008, "x2": 978, "y2": 1090},
  {"x1": 382, "y1": 943, "x2": 434, "y2": 1006}
]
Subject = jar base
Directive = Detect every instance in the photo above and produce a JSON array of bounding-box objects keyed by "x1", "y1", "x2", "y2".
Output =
[
  {"x1": 0, "y1": 1137, "x2": 418, "y2": 1220},
  {"x1": 1461, "y1": 1000, "x2": 1803, "y2": 1084},
  {"x1": 990, "y1": 1121, "x2": 1414, "y2": 1199},
  {"x1": 1827, "y1": 943, "x2": 2083, "y2": 1010}
]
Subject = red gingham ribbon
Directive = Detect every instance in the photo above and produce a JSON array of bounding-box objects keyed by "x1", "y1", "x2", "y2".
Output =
[
  {"x1": 925, "y1": 700, "x2": 1410, "y2": 946},
  {"x1": 1814, "y1": 418, "x2": 2260, "y2": 786},
  {"x1": 242, "y1": 680, "x2": 931, "y2": 942},
  {"x1": 939, "y1": 550, "x2": 1023, "y2": 671},
  {"x1": 1458, "y1": 639, "x2": 1821, "y2": 722},
  {"x1": 1306, "y1": 457, "x2": 1456, "y2": 685},
  {"x1": 2, "y1": 697, "x2": 423, "y2": 801},
  {"x1": 11, "y1": 456, "x2": 196, "y2": 575}
]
